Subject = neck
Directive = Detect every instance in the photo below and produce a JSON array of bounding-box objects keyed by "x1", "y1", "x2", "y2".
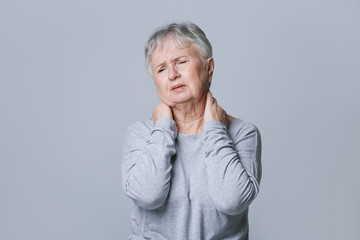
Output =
[{"x1": 171, "y1": 94, "x2": 207, "y2": 135}]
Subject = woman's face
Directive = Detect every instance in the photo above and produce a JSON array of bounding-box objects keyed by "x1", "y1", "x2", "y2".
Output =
[{"x1": 150, "y1": 37, "x2": 214, "y2": 107}]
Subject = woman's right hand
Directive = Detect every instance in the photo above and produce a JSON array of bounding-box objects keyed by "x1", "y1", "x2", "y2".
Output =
[{"x1": 152, "y1": 101, "x2": 173, "y2": 124}]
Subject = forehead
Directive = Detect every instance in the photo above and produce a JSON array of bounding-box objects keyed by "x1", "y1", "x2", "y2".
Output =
[{"x1": 152, "y1": 37, "x2": 200, "y2": 61}]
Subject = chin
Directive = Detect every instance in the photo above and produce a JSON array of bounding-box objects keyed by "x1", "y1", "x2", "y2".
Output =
[
  {"x1": 170, "y1": 92, "x2": 193, "y2": 101},
  {"x1": 171, "y1": 96, "x2": 193, "y2": 104}
]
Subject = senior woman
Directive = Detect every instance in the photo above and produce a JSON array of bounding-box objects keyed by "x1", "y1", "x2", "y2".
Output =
[{"x1": 122, "y1": 22, "x2": 262, "y2": 240}]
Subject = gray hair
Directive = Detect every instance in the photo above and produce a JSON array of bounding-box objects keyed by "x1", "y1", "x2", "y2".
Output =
[{"x1": 144, "y1": 22, "x2": 213, "y2": 77}]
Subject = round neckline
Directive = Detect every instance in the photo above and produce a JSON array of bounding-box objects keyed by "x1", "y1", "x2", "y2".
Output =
[
  {"x1": 177, "y1": 131, "x2": 203, "y2": 140},
  {"x1": 176, "y1": 118, "x2": 239, "y2": 140}
]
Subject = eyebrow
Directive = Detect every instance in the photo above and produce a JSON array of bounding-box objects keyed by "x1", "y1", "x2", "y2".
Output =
[{"x1": 155, "y1": 56, "x2": 188, "y2": 69}]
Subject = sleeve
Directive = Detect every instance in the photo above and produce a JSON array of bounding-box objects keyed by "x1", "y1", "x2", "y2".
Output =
[
  {"x1": 121, "y1": 117, "x2": 178, "y2": 210},
  {"x1": 202, "y1": 120, "x2": 262, "y2": 215}
]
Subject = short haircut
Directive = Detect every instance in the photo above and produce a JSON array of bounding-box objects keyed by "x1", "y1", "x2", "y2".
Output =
[{"x1": 144, "y1": 22, "x2": 213, "y2": 77}]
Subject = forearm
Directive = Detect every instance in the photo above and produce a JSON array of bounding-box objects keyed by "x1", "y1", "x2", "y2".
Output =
[
  {"x1": 203, "y1": 120, "x2": 261, "y2": 215},
  {"x1": 122, "y1": 117, "x2": 177, "y2": 209}
]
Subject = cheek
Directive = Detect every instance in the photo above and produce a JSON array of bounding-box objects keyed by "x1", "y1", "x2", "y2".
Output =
[
  {"x1": 189, "y1": 70, "x2": 208, "y2": 94},
  {"x1": 155, "y1": 80, "x2": 170, "y2": 99},
  {"x1": 156, "y1": 87, "x2": 175, "y2": 106},
  {"x1": 154, "y1": 78, "x2": 166, "y2": 92}
]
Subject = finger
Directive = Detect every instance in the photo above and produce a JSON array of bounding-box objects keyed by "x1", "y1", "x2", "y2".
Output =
[
  {"x1": 207, "y1": 91, "x2": 212, "y2": 100},
  {"x1": 213, "y1": 97, "x2": 217, "y2": 104}
]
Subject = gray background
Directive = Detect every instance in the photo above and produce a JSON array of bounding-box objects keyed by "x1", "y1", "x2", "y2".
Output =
[{"x1": 1, "y1": 0, "x2": 359, "y2": 239}]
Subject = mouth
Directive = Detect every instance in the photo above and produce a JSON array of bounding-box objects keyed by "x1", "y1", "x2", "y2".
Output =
[{"x1": 171, "y1": 84, "x2": 186, "y2": 91}]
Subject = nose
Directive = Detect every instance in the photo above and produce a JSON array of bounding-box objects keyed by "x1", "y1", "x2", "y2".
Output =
[{"x1": 168, "y1": 64, "x2": 180, "y2": 81}]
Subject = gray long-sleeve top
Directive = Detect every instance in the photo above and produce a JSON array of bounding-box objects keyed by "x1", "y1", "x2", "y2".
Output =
[{"x1": 122, "y1": 117, "x2": 262, "y2": 240}]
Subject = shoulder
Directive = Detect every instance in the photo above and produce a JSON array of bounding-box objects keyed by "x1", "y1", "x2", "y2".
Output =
[
  {"x1": 227, "y1": 116, "x2": 261, "y2": 141},
  {"x1": 125, "y1": 118, "x2": 154, "y2": 139},
  {"x1": 227, "y1": 116, "x2": 262, "y2": 156}
]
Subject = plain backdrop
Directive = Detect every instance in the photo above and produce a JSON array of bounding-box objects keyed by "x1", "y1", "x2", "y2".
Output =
[{"x1": 1, "y1": 0, "x2": 359, "y2": 239}]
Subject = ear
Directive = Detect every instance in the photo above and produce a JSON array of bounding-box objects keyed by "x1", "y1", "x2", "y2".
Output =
[{"x1": 207, "y1": 57, "x2": 215, "y2": 85}]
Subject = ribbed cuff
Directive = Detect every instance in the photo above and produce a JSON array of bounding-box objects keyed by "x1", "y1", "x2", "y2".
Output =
[{"x1": 155, "y1": 117, "x2": 178, "y2": 138}]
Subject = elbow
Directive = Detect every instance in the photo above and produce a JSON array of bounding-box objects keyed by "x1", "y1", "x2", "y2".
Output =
[
  {"x1": 135, "y1": 189, "x2": 169, "y2": 210},
  {"x1": 124, "y1": 182, "x2": 169, "y2": 210},
  {"x1": 213, "y1": 198, "x2": 252, "y2": 216},
  {"x1": 212, "y1": 184, "x2": 259, "y2": 215}
]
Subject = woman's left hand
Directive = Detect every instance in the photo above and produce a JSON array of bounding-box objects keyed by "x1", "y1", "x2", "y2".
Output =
[{"x1": 204, "y1": 91, "x2": 229, "y2": 127}]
